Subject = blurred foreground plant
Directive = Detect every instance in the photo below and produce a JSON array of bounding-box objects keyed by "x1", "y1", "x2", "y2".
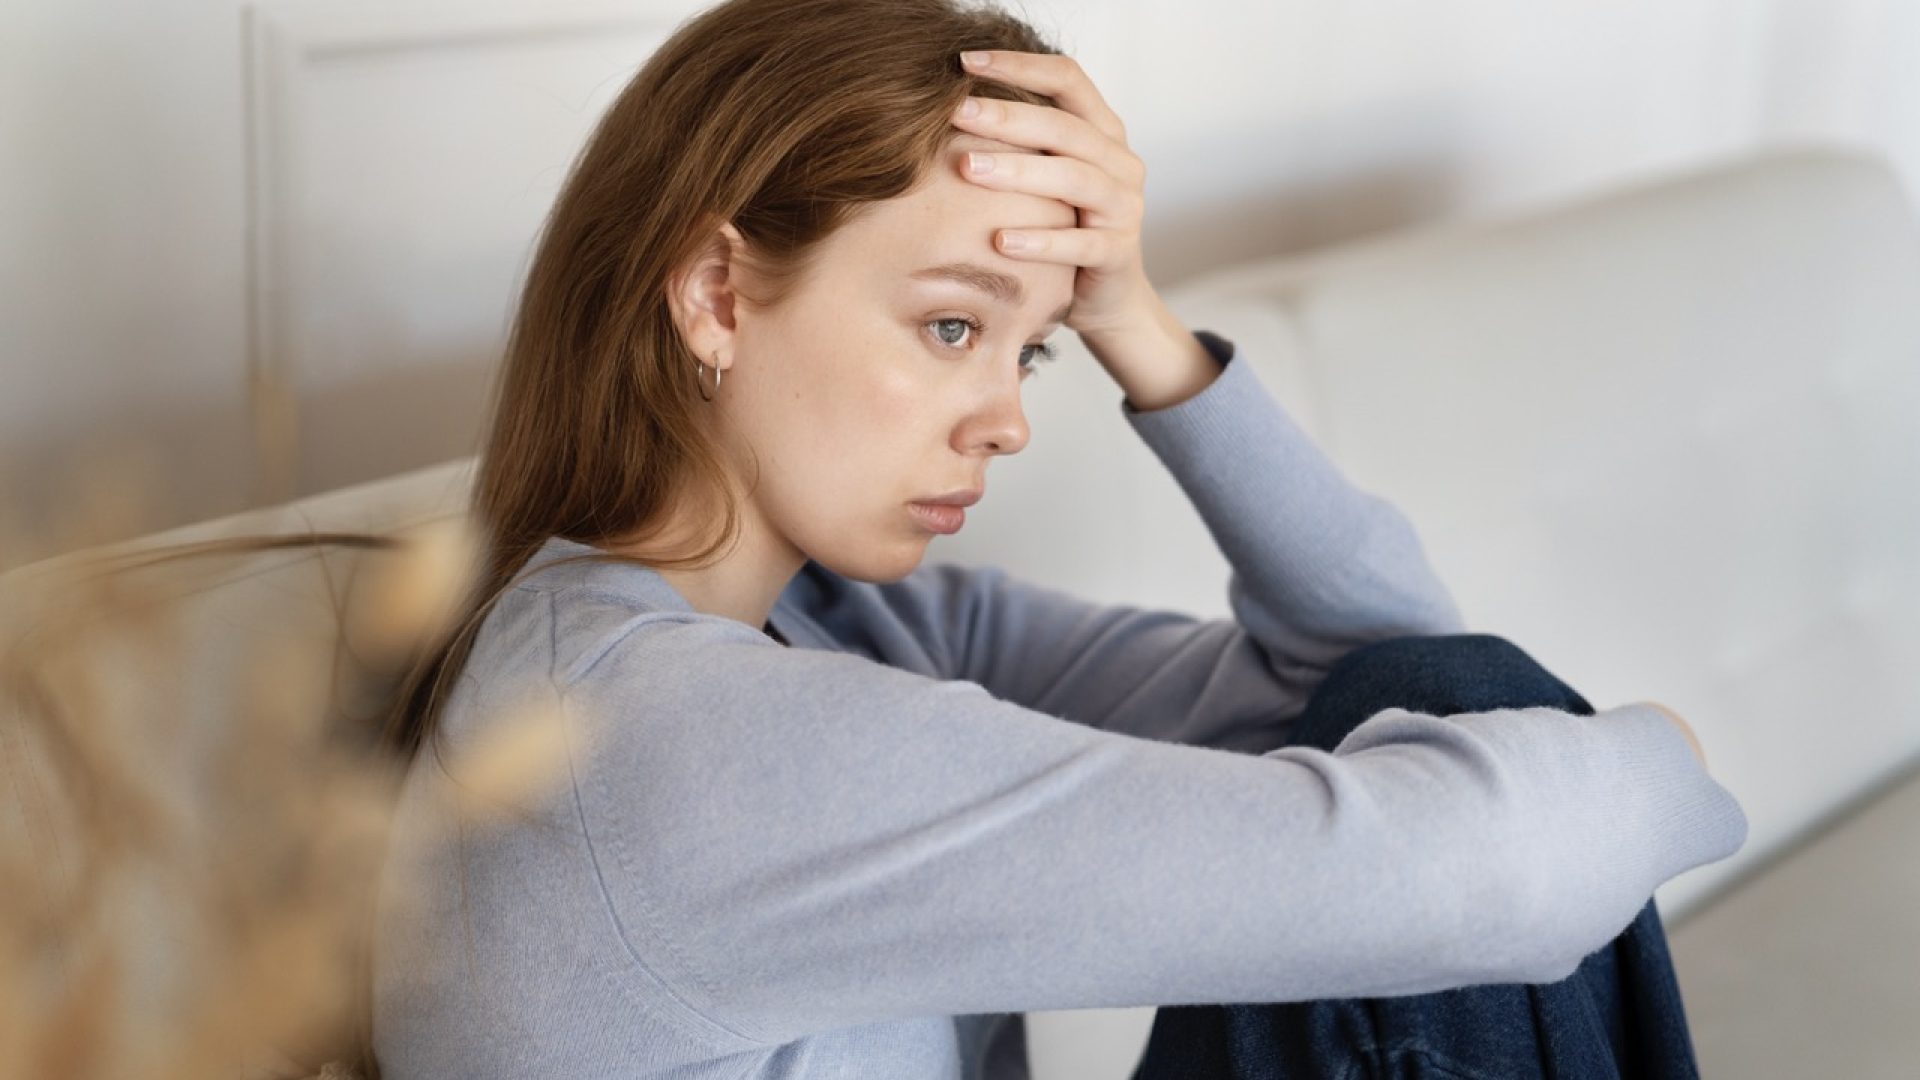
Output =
[{"x1": 0, "y1": 461, "x2": 573, "y2": 1080}]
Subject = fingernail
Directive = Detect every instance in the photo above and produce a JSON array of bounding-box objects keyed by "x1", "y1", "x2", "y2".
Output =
[
  {"x1": 967, "y1": 152, "x2": 993, "y2": 175},
  {"x1": 999, "y1": 231, "x2": 1026, "y2": 251},
  {"x1": 957, "y1": 96, "x2": 980, "y2": 120},
  {"x1": 961, "y1": 50, "x2": 990, "y2": 68}
]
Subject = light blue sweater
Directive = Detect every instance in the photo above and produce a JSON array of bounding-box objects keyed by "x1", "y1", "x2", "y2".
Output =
[{"x1": 370, "y1": 330, "x2": 1749, "y2": 1080}]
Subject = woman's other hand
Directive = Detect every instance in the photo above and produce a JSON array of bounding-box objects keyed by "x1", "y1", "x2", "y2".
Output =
[{"x1": 1636, "y1": 700, "x2": 1708, "y2": 770}]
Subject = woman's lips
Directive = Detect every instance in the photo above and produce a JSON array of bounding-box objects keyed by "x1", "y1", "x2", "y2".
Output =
[{"x1": 908, "y1": 501, "x2": 966, "y2": 534}]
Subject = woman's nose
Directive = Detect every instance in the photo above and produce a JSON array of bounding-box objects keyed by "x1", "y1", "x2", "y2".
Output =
[{"x1": 965, "y1": 369, "x2": 1031, "y2": 456}]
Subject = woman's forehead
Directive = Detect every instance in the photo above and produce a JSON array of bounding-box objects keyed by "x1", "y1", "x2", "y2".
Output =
[{"x1": 800, "y1": 134, "x2": 1078, "y2": 309}]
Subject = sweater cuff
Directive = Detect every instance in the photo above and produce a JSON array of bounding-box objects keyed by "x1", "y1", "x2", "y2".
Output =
[
  {"x1": 1505, "y1": 700, "x2": 1750, "y2": 956},
  {"x1": 1579, "y1": 702, "x2": 1751, "y2": 888}
]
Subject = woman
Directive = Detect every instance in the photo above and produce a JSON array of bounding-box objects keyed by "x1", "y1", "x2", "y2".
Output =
[{"x1": 369, "y1": 0, "x2": 1747, "y2": 1077}]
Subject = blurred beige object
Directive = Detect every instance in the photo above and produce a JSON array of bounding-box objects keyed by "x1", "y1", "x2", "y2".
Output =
[
  {"x1": 0, "y1": 461, "x2": 575, "y2": 1079},
  {"x1": 5, "y1": 145, "x2": 1917, "y2": 1080}
]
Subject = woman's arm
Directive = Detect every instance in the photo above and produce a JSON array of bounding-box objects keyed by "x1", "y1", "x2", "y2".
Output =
[
  {"x1": 554, "y1": 608, "x2": 1746, "y2": 1047},
  {"x1": 839, "y1": 327, "x2": 1467, "y2": 752}
]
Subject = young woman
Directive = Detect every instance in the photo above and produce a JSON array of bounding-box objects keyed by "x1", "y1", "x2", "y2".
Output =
[{"x1": 369, "y1": 1, "x2": 1746, "y2": 1077}]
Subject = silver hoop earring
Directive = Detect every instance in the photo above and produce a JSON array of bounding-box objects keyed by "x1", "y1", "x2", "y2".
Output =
[{"x1": 696, "y1": 351, "x2": 722, "y2": 402}]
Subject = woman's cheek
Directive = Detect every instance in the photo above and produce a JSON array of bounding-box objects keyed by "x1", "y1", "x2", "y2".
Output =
[{"x1": 867, "y1": 355, "x2": 929, "y2": 415}]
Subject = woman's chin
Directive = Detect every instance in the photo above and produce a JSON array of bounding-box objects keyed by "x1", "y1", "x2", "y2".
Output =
[{"x1": 817, "y1": 537, "x2": 931, "y2": 585}]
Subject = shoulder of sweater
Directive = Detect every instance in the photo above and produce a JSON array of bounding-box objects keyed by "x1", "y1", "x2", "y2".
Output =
[{"x1": 517, "y1": 583, "x2": 770, "y2": 689}]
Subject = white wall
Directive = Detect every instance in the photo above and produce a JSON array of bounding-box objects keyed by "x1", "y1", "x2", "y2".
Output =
[{"x1": 4, "y1": 0, "x2": 1918, "y2": 568}]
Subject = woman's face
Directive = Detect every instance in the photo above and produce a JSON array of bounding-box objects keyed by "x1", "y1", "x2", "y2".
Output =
[{"x1": 711, "y1": 132, "x2": 1078, "y2": 583}]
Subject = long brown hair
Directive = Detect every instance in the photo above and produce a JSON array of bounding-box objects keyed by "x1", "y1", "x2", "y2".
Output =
[{"x1": 389, "y1": 0, "x2": 1064, "y2": 770}]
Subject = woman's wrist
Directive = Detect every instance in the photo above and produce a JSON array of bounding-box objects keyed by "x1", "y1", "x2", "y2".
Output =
[{"x1": 1082, "y1": 293, "x2": 1220, "y2": 412}]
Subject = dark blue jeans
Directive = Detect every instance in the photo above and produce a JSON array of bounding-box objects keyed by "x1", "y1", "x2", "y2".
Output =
[{"x1": 1129, "y1": 633, "x2": 1703, "y2": 1080}]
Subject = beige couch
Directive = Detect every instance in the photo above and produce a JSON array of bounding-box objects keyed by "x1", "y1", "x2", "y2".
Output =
[{"x1": 6, "y1": 146, "x2": 1915, "y2": 1079}]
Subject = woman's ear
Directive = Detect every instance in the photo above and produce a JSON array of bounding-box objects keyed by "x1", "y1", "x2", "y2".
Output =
[{"x1": 668, "y1": 221, "x2": 748, "y2": 371}]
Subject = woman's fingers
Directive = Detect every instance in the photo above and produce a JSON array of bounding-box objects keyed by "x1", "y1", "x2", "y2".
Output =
[
  {"x1": 952, "y1": 48, "x2": 1161, "y2": 340},
  {"x1": 959, "y1": 149, "x2": 1140, "y2": 227},
  {"x1": 951, "y1": 94, "x2": 1143, "y2": 186},
  {"x1": 984, "y1": 224, "x2": 1121, "y2": 265},
  {"x1": 1639, "y1": 700, "x2": 1707, "y2": 769},
  {"x1": 961, "y1": 50, "x2": 1127, "y2": 143}
]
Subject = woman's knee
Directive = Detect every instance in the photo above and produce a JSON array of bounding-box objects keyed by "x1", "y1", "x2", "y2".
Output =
[
  {"x1": 1328, "y1": 633, "x2": 1531, "y2": 682},
  {"x1": 1290, "y1": 634, "x2": 1595, "y2": 751}
]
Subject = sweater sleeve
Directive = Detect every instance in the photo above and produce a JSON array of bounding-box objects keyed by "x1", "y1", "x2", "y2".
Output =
[
  {"x1": 862, "y1": 329, "x2": 1469, "y2": 753},
  {"x1": 556, "y1": 605, "x2": 1749, "y2": 1048}
]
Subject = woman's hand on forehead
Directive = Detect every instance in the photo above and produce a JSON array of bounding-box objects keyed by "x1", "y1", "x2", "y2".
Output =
[
  {"x1": 949, "y1": 49, "x2": 1216, "y2": 410},
  {"x1": 949, "y1": 50, "x2": 1156, "y2": 345}
]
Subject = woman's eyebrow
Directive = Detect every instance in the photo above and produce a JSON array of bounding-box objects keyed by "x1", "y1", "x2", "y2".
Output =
[{"x1": 908, "y1": 261, "x2": 1073, "y2": 324}]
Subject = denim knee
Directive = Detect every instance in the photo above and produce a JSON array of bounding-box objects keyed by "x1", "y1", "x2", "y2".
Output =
[{"x1": 1285, "y1": 634, "x2": 1596, "y2": 753}]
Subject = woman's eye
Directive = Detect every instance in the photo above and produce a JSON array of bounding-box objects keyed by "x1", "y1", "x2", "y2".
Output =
[
  {"x1": 927, "y1": 317, "x2": 1060, "y2": 377},
  {"x1": 1020, "y1": 341, "x2": 1060, "y2": 374},
  {"x1": 930, "y1": 317, "x2": 975, "y2": 348}
]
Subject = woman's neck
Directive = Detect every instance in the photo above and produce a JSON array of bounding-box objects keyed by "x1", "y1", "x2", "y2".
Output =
[{"x1": 604, "y1": 495, "x2": 804, "y2": 632}]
